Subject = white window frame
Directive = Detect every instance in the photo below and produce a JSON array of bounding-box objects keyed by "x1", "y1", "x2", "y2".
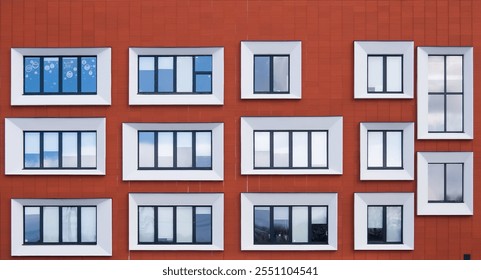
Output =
[
  {"x1": 354, "y1": 41, "x2": 414, "y2": 99},
  {"x1": 241, "y1": 41, "x2": 301, "y2": 99},
  {"x1": 129, "y1": 193, "x2": 223, "y2": 251},
  {"x1": 5, "y1": 118, "x2": 106, "y2": 175},
  {"x1": 360, "y1": 122, "x2": 414, "y2": 180},
  {"x1": 122, "y1": 122, "x2": 223, "y2": 181},
  {"x1": 11, "y1": 48, "x2": 111, "y2": 106},
  {"x1": 241, "y1": 193, "x2": 337, "y2": 251},
  {"x1": 354, "y1": 192, "x2": 414, "y2": 251},
  {"x1": 11, "y1": 198, "x2": 112, "y2": 256},
  {"x1": 417, "y1": 47, "x2": 473, "y2": 139},
  {"x1": 417, "y1": 152, "x2": 473, "y2": 215},
  {"x1": 241, "y1": 117, "x2": 342, "y2": 175},
  {"x1": 129, "y1": 47, "x2": 224, "y2": 105}
]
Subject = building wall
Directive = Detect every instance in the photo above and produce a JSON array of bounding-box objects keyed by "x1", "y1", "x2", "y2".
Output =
[{"x1": 0, "y1": 0, "x2": 480, "y2": 259}]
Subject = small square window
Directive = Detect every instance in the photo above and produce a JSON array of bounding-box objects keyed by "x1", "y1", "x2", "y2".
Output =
[
  {"x1": 241, "y1": 41, "x2": 301, "y2": 99},
  {"x1": 360, "y1": 122, "x2": 414, "y2": 180},
  {"x1": 367, "y1": 205, "x2": 403, "y2": 244},
  {"x1": 417, "y1": 152, "x2": 473, "y2": 215},
  {"x1": 354, "y1": 41, "x2": 413, "y2": 99}
]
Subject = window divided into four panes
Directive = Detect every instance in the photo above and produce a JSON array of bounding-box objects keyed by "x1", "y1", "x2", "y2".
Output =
[
  {"x1": 367, "y1": 55, "x2": 403, "y2": 93},
  {"x1": 138, "y1": 206, "x2": 212, "y2": 244},
  {"x1": 367, "y1": 205, "x2": 402, "y2": 244},
  {"x1": 24, "y1": 206, "x2": 97, "y2": 245},
  {"x1": 367, "y1": 130, "x2": 403, "y2": 169},
  {"x1": 254, "y1": 55, "x2": 290, "y2": 93},
  {"x1": 428, "y1": 163, "x2": 464, "y2": 203}
]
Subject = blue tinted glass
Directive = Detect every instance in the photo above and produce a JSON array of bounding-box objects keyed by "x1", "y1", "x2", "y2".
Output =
[
  {"x1": 195, "y1": 74, "x2": 212, "y2": 92},
  {"x1": 139, "y1": 57, "x2": 155, "y2": 92},
  {"x1": 25, "y1": 57, "x2": 41, "y2": 93},
  {"x1": 81, "y1": 57, "x2": 97, "y2": 93},
  {"x1": 158, "y1": 57, "x2": 174, "y2": 92},
  {"x1": 254, "y1": 207, "x2": 271, "y2": 243},
  {"x1": 43, "y1": 57, "x2": 59, "y2": 93},
  {"x1": 254, "y1": 56, "x2": 270, "y2": 92},
  {"x1": 195, "y1": 207, "x2": 212, "y2": 243},
  {"x1": 62, "y1": 57, "x2": 78, "y2": 93},
  {"x1": 25, "y1": 132, "x2": 40, "y2": 168},
  {"x1": 24, "y1": 207, "x2": 41, "y2": 243},
  {"x1": 194, "y1": 56, "x2": 212, "y2": 72}
]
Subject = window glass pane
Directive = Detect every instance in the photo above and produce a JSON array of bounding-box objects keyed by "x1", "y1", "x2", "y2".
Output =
[
  {"x1": 273, "y1": 132, "x2": 289, "y2": 167},
  {"x1": 195, "y1": 132, "x2": 211, "y2": 168},
  {"x1": 157, "y1": 132, "x2": 174, "y2": 168},
  {"x1": 428, "y1": 164, "x2": 445, "y2": 201},
  {"x1": 292, "y1": 132, "x2": 308, "y2": 167},
  {"x1": 254, "y1": 56, "x2": 270, "y2": 92},
  {"x1": 81, "y1": 132, "x2": 97, "y2": 168},
  {"x1": 386, "y1": 131, "x2": 402, "y2": 168},
  {"x1": 177, "y1": 132, "x2": 193, "y2": 168},
  {"x1": 386, "y1": 206, "x2": 402, "y2": 243},
  {"x1": 138, "y1": 207, "x2": 155, "y2": 243},
  {"x1": 81, "y1": 57, "x2": 97, "y2": 93},
  {"x1": 62, "y1": 132, "x2": 78, "y2": 168},
  {"x1": 446, "y1": 164, "x2": 463, "y2": 202},
  {"x1": 428, "y1": 95, "x2": 445, "y2": 132},
  {"x1": 386, "y1": 56, "x2": 402, "y2": 92},
  {"x1": 311, "y1": 207, "x2": 328, "y2": 243},
  {"x1": 428, "y1": 56, "x2": 445, "y2": 92},
  {"x1": 81, "y1": 207, "x2": 97, "y2": 242},
  {"x1": 367, "y1": 206, "x2": 383, "y2": 242},
  {"x1": 254, "y1": 132, "x2": 270, "y2": 168},
  {"x1": 273, "y1": 207, "x2": 289, "y2": 243},
  {"x1": 43, "y1": 132, "x2": 59, "y2": 168},
  {"x1": 194, "y1": 56, "x2": 212, "y2": 72},
  {"x1": 158, "y1": 207, "x2": 174, "y2": 243},
  {"x1": 195, "y1": 74, "x2": 212, "y2": 92},
  {"x1": 367, "y1": 56, "x2": 383, "y2": 92},
  {"x1": 273, "y1": 56, "x2": 289, "y2": 92},
  {"x1": 43, "y1": 207, "x2": 59, "y2": 243},
  {"x1": 139, "y1": 57, "x2": 155, "y2": 92},
  {"x1": 176, "y1": 207, "x2": 193, "y2": 243},
  {"x1": 254, "y1": 207, "x2": 270, "y2": 243},
  {"x1": 195, "y1": 207, "x2": 212, "y2": 243},
  {"x1": 446, "y1": 95, "x2": 463, "y2": 132},
  {"x1": 44, "y1": 57, "x2": 59, "y2": 93},
  {"x1": 367, "y1": 131, "x2": 383, "y2": 168},
  {"x1": 25, "y1": 57, "x2": 41, "y2": 93},
  {"x1": 292, "y1": 207, "x2": 308, "y2": 243},
  {"x1": 25, "y1": 132, "x2": 40, "y2": 168},
  {"x1": 446, "y1": 56, "x2": 463, "y2": 93},
  {"x1": 139, "y1": 132, "x2": 155, "y2": 168},
  {"x1": 312, "y1": 206, "x2": 327, "y2": 224},
  {"x1": 24, "y1": 207, "x2": 41, "y2": 243},
  {"x1": 176, "y1": 57, "x2": 193, "y2": 92},
  {"x1": 311, "y1": 131, "x2": 327, "y2": 168},
  {"x1": 62, "y1": 57, "x2": 78, "y2": 93},
  {"x1": 158, "y1": 57, "x2": 174, "y2": 92},
  {"x1": 62, "y1": 207, "x2": 78, "y2": 242}
]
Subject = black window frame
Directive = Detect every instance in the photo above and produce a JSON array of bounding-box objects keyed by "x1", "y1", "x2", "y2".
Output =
[
  {"x1": 253, "y1": 54, "x2": 290, "y2": 94},
  {"x1": 23, "y1": 205, "x2": 97, "y2": 245},
  {"x1": 23, "y1": 131, "x2": 97, "y2": 170},
  {"x1": 137, "y1": 205, "x2": 213, "y2": 245},
  {"x1": 366, "y1": 54, "x2": 404, "y2": 94},
  {"x1": 23, "y1": 56, "x2": 98, "y2": 95},
  {"x1": 367, "y1": 205, "x2": 403, "y2": 245},
  {"x1": 428, "y1": 162, "x2": 465, "y2": 203},
  {"x1": 366, "y1": 130, "x2": 404, "y2": 170}
]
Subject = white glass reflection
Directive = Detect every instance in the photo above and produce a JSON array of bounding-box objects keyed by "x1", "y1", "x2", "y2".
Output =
[
  {"x1": 446, "y1": 95, "x2": 463, "y2": 132},
  {"x1": 386, "y1": 207, "x2": 402, "y2": 243},
  {"x1": 368, "y1": 56, "x2": 383, "y2": 92},
  {"x1": 176, "y1": 207, "x2": 193, "y2": 243},
  {"x1": 158, "y1": 207, "x2": 174, "y2": 242},
  {"x1": 311, "y1": 131, "x2": 327, "y2": 168},
  {"x1": 367, "y1": 206, "x2": 383, "y2": 229},
  {"x1": 195, "y1": 132, "x2": 212, "y2": 168},
  {"x1": 177, "y1": 132, "x2": 193, "y2": 168},
  {"x1": 428, "y1": 56, "x2": 445, "y2": 92},
  {"x1": 428, "y1": 95, "x2": 445, "y2": 132},
  {"x1": 273, "y1": 56, "x2": 289, "y2": 92},
  {"x1": 254, "y1": 132, "x2": 270, "y2": 168},
  {"x1": 176, "y1": 57, "x2": 193, "y2": 92},
  {"x1": 273, "y1": 132, "x2": 289, "y2": 167},
  {"x1": 428, "y1": 164, "x2": 445, "y2": 201},
  {"x1": 273, "y1": 207, "x2": 289, "y2": 243},
  {"x1": 138, "y1": 132, "x2": 155, "y2": 168},
  {"x1": 139, "y1": 207, "x2": 154, "y2": 243},
  {"x1": 25, "y1": 132, "x2": 40, "y2": 168},
  {"x1": 81, "y1": 207, "x2": 97, "y2": 242},
  {"x1": 386, "y1": 56, "x2": 402, "y2": 92},
  {"x1": 62, "y1": 132, "x2": 78, "y2": 168},
  {"x1": 43, "y1": 207, "x2": 59, "y2": 243},
  {"x1": 62, "y1": 207, "x2": 78, "y2": 242},
  {"x1": 367, "y1": 131, "x2": 383, "y2": 168},
  {"x1": 386, "y1": 131, "x2": 402, "y2": 168},
  {"x1": 81, "y1": 132, "x2": 96, "y2": 168},
  {"x1": 446, "y1": 164, "x2": 463, "y2": 202},
  {"x1": 446, "y1": 56, "x2": 463, "y2": 92},
  {"x1": 43, "y1": 132, "x2": 59, "y2": 168},
  {"x1": 157, "y1": 132, "x2": 174, "y2": 168},
  {"x1": 292, "y1": 207, "x2": 308, "y2": 243},
  {"x1": 311, "y1": 206, "x2": 327, "y2": 224},
  {"x1": 292, "y1": 132, "x2": 308, "y2": 167}
]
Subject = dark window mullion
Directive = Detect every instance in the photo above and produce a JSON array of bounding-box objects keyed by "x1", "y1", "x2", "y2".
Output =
[
  {"x1": 77, "y1": 57, "x2": 81, "y2": 93},
  {"x1": 154, "y1": 132, "x2": 158, "y2": 169},
  {"x1": 444, "y1": 164, "x2": 448, "y2": 202},
  {"x1": 269, "y1": 207, "x2": 274, "y2": 243},
  {"x1": 40, "y1": 58, "x2": 45, "y2": 93},
  {"x1": 192, "y1": 132, "x2": 197, "y2": 168},
  {"x1": 77, "y1": 206, "x2": 82, "y2": 244},
  {"x1": 269, "y1": 56, "x2": 274, "y2": 92},
  {"x1": 77, "y1": 132, "x2": 82, "y2": 168},
  {"x1": 153, "y1": 206, "x2": 158, "y2": 244},
  {"x1": 39, "y1": 132, "x2": 44, "y2": 168},
  {"x1": 154, "y1": 57, "x2": 158, "y2": 93},
  {"x1": 288, "y1": 206, "x2": 292, "y2": 243},
  {"x1": 192, "y1": 56, "x2": 196, "y2": 93},
  {"x1": 58, "y1": 132, "x2": 63, "y2": 168},
  {"x1": 58, "y1": 57, "x2": 63, "y2": 93},
  {"x1": 382, "y1": 56, "x2": 387, "y2": 93},
  {"x1": 382, "y1": 206, "x2": 387, "y2": 243},
  {"x1": 307, "y1": 206, "x2": 312, "y2": 243},
  {"x1": 382, "y1": 131, "x2": 387, "y2": 168},
  {"x1": 39, "y1": 207, "x2": 44, "y2": 243},
  {"x1": 269, "y1": 131, "x2": 274, "y2": 168},
  {"x1": 192, "y1": 206, "x2": 197, "y2": 244},
  {"x1": 173, "y1": 56, "x2": 178, "y2": 92},
  {"x1": 288, "y1": 132, "x2": 293, "y2": 168},
  {"x1": 173, "y1": 132, "x2": 178, "y2": 168},
  {"x1": 173, "y1": 206, "x2": 177, "y2": 243},
  {"x1": 59, "y1": 207, "x2": 63, "y2": 243},
  {"x1": 307, "y1": 131, "x2": 312, "y2": 168}
]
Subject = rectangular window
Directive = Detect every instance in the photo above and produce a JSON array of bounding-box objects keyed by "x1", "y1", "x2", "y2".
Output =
[
  {"x1": 138, "y1": 131, "x2": 212, "y2": 170},
  {"x1": 138, "y1": 55, "x2": 212, "y2": 94},
  {"x1": 24, "y1": 56, "x2": 97, "y2": 95},
  {"x1": 428, "y1": 163, "x2": 463, "y2": 203},
  {"x1": 367, "y1": 130, "x2": 403, "y2": 169},
  {"x1": 367, "y1": 205, "x2": 403, "y2": 244},
  {"x1": 367, "y1": 55, "x2": 403, "y2": 93},
  {"x1": 24, "y1": 206, "x2": 97, "y2": 245},
  {"x1": 138, "y1": 206, "x2": 212, "y2": 245},
  {"x1": 254, "y1": 55, "x2": 289, "y2": 93},
  {"x1": 23, "y1": 131, "x2": 97, "y2": 169}
]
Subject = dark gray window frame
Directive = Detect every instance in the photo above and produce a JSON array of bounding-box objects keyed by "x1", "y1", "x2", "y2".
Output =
[
  {"x1": 367, "y1": 205, "x2": 403, "y2": 245},
  {"x1": 428, "y1": 162, "x2": 464, "y2": 203},
  {"x1": 366, "y1": 130, "x2": 404, "y2": 170},
  {"x1": 366, "y1": 54, "x2": 404, "y2": 94},
  {"x1": 253, "y1": 54, "x2": 290, "y2": 94}
]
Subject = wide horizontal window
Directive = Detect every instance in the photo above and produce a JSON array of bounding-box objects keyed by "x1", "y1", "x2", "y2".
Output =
[{"x1": 367, "y1": 205, "x2": 403, "y2": 244}]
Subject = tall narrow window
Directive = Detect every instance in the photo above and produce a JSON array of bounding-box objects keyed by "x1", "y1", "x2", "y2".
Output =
[
  {"x1": 367, "y1": 130, "x2": 403, "y2": 169},
  {"x1": 367, "y1": 205, "x2": 402, "y2": 244},
  {"x1": 428, "y1": 163, "x2": 463, "y2": 203},
  {"x1": 367, "y1": 55, "x2": 403, "y2": 93},
  {"x1": 254, "y1": 55, "x2": 289, "y2": 93}
]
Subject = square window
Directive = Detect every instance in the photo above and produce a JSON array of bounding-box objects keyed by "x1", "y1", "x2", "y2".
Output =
[
  {"x1": 354, "y1": 41, "x2": 413, "y2": 99},
  {"x1": 417, "y1": 152, "x2": 473, "y2": 215},
  {"x1": 241, "y1": 41, "x2": 301, "y2": 99},
  {"x1": 129, "y1": 193, "x2": 223, "y2": 251},
  {"x1": 11, "y1": 198, "x2": 112, "y2": 256},
  {"x1": 417, "y1": 47, "x2": 473, "y2": 139},
  {"x1": 5, "y1": 118, "x2": 106, "y2": 175},
  {"x1": 129, "y1": 48, "x2": 223, "y2": 105},
  {"x1": 241, "y1": 117, "x2": 342, "y2": 175},
  {"x1": 11, "y1": 48, "x2": 111, "y2": 105},
  {"x1": 354, "y1": 193, "x2": 414, "y2": 251},
  {"x1": 360, "y1": 122, "x2": 414, "y2": 180},
  {"x1": 241, "y1": 193, "x2": 337, "y2": 251},
  {"x1": 122, "y1": 123, "x2": 223, "y2": 181}
]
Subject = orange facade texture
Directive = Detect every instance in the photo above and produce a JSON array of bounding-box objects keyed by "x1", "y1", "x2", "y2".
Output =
[{"x1": 0, "y1": 0, "x2": 480, "y2": 260}]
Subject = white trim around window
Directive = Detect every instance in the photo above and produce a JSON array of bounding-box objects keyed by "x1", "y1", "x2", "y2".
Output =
[
  {"x1": 5, "y1": 118, "x2": 106, "y2": 175},
  {"x1": 11, "y1": 198, "x2": 112, "y2": 256},
  {"x1": 11, "y1": 48, "x2": 111, "y2": 106},
  {"x1": 129, "y1": 193, "x2": 223, "y2": 251}
]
